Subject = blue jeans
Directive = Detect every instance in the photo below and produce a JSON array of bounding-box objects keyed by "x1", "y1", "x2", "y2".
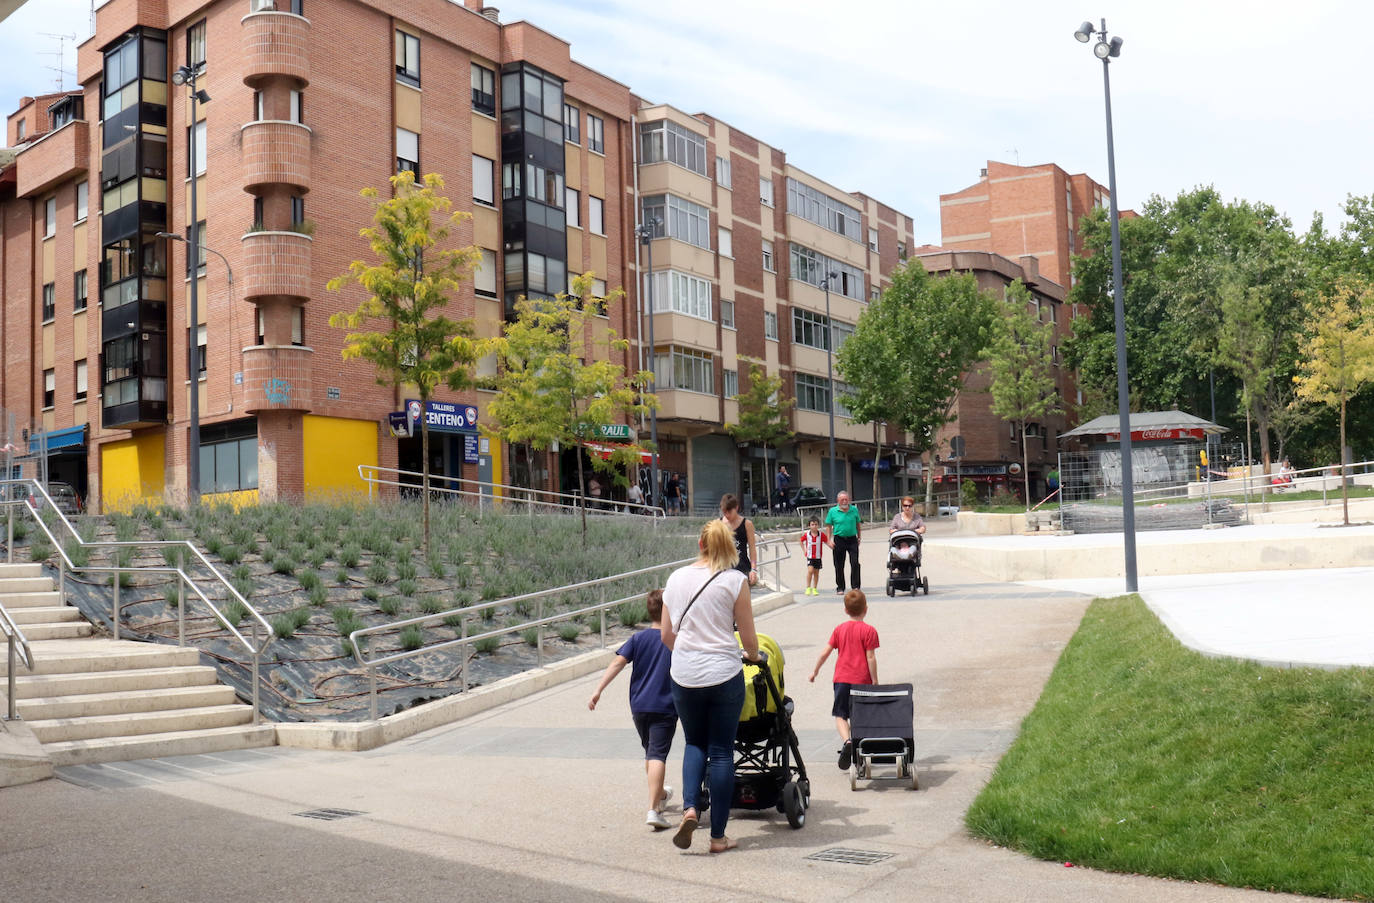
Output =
[{"x1": 671, "y1": 671, "x2": 745, "y2": 839}]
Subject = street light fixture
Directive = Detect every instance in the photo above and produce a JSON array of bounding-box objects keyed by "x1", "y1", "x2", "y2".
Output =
[
  {"x1": 635, "y1": 218, "x2": 663, "y2": 509},
  {"x1": 821, "y1": 270, "x2": 839, "y2": 499},
  {"x1": 1075, "y1": 17, "x2": 1137, "y2": 592}
]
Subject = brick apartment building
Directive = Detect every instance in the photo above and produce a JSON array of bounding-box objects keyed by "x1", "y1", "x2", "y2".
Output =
[{"x1": 1, "y1": 0, "x2": 924, "y2": 514}]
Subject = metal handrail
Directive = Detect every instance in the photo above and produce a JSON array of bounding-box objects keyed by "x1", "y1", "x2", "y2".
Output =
[
  {"x1": 1, "y1": 479, "x2": 274, "y2": 722},
  {"x1": 349, "y1": 536, "x2": 793, "y2": 720},
  {"x1": 1, "y1": 599, "x2": 33, "y2": 721},
  {"x1": 794, "y1": 493, "x2": 916, "y2": 528},
  {"x1": 357, "y1": 464, "x2": 668, "y2": 521}
]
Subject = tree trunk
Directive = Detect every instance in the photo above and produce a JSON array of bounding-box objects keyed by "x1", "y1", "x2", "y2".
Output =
[
  {"x1": 872, "y1": 428, "x2": 882, "y2": 516},
  {"x1": 923, "y1": 452, "x2": 935, "y2": 518},
  {"x1": 1341, "y1": 398, "x2": 1349, "y2": 527},
  {"x1": 576, "y1": 441, "x2": 588, "y2": 543},
  {"x1": 420, "y1": 406, "x2": 431, "y2": 556},
  {"x1": 1020, "y1": 423, "x2": 1031, "y2": 511}
]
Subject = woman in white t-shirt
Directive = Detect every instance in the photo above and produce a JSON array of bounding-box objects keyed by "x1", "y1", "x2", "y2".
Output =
[{"x1": 661, "y1": 519, "x2": 761, "y2": 854}]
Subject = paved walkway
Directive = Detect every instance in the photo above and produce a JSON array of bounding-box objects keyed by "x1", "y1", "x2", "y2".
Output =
[{"x1": 1, "y1": 533, "x2": 1324, "y2": 902}]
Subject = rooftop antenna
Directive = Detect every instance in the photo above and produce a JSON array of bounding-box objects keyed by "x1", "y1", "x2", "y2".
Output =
[
  {"x1": 1005, "y1": 146, "x2": 1021, "y2": 166},
  {"x1": 38, "y1": 32, "x2": 78, "y2": 92}
]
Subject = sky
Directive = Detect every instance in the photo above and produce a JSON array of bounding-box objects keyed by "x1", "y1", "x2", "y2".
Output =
[{"x1": 3, "y1": 0, "x2": 1370, "y2": 245}]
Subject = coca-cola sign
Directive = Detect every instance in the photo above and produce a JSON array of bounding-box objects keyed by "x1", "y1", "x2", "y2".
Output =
[{"x1": 1106, "y1": 428, "x2": 1206, "y2": 441}]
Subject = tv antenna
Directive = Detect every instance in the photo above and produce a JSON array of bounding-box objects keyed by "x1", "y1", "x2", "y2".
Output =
[{"x1": 38, "y1": 32, "x2": 78, "y2": 92}]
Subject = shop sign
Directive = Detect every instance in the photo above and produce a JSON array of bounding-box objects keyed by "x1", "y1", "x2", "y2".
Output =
[{"x1": 405, "y1": 399, "x2": 479, "y2": 434}]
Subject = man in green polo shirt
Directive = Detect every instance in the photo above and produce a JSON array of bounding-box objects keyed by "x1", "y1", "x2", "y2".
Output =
[{"x1": 824, "y1": 491, "x2": 862, "y2": 593}]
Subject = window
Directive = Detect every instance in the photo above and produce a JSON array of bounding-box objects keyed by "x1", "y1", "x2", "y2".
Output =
[
  {"x1": 396, "y1": 127, "x2": 418, "y2": 175},
  {"x1": 43, "y1": 369, "x2": 55, "y2": 408},
  {"x1": 186, "y1": 220, "x2": 207, "y2": 277},
  {"x1": 897, "y1": 241, "x2": 908, "y2": 260},
  {"x1": 471, "y1": 63, "x2": 495, "y2": 115},
  {"x1": 290, "y1": 195, "x2": 305, "y2": 227},
  {"x1": 718, "y1": 228, "x2": 732, "y2": 258},
  {"x1": 74, "y1": 269, "x2": 87, "y2": 312},
  {"x1": 395, "y1": 30, "x2": 420, "y2": 86},
  {"x1": 50, "y1": 95, "x2": 83, "y2": 130},
  {"x1": 188, "y1": 120, "x2": 206, "y2": 176},
  {"x1": 521, "y1": 161, "x2": 564, "y2": 206},
  {"x1": 187, "y1": 20, "x2": 206, "y2": 70},
  {"x1": 639, "y1": 120, "x2": 707, "y2": 175},
  {"x1": 645, "y1": 270, "x2": 712, "y2": 320},
  {"x1": 42, "y1": 282, "x2": 55, "y2": 321},
  {"x1": 868, "y1": 227, "x2": 878, "y2": 252},
  {"x1": 759, "y1": 176, "x2": 774, "y2": 207},
  {"x1": 587, "y1": 113, "x2": 604, "y2": 153},
  {"x1": 641, "y1": 194, "x2": 710, "y2": 249},
  {"x1": 789, "y1": 242, "x2": 865, "y2": 300},
  {"x1": 475, "y1": 249, "x2": 497, "y2": 297},
  {"x1": 190, "y1": 323, "x2": 207, "y2": 375},
  {"x1": 764, "y1": 311, "x2": 778, "y2": 340},
  {"x1": 251, "y1": 0, "x2": 300, "y2": 10},
  {"x1": 762, "y1": 239, "x2": 774, "y2": 272},
  {"x1": 716, "y1": 156, "x2": 731, "y2": 189},
  {"x1": 75, "y1": 360, "x2": 88, "y2": 401},
  {"x1": 795, "y1": 373, "x2": 831, "y2": 413},
  {"x1": 16, "y1": 120, "x2": 25, "y2": 141},
  {"x1": 564, "y1": 187, "x2": 580, "y2": 228},
  {"x1": 723, "y1": 368, "x2": 738, "y2": 398},
  {"x1": 472, "y1": 154, "x2": 495, "y2": 205},
  {"x1": 870, "y1": 287, "x2": 880, "y2": 302},
  {"x1": 654, "y1": 347, "x2": 714, "y2": 394},
  {"x1": 720, "y1": 299, "x2": 735, "y2": 329},
  {"x1": 289, "y1": 89, "x2": 303, "y2": 123},
  {"x1": 44, "y1": 197, "x2": 56, "y2": 238},
  {"x1": 589, "y1": 195, "x2": 604, "y2": 235},
  {"x1": 563, "y1": 103, "x2": 580, "y2": 144},
  {"x1": 793, "y1": 308, "x2": 833, "y2": 350},
  {"x1": 291, "y1": 306, "x2": 304, "y2": 346},
  {"x1": 198, "y1": 420, "x2": 258, "y2": 494},
  {"x1": 786, "y1": 177, "x2": 863, "y2": 242},
  {"x1": 75, "y1": 182, "x2": 88, "y2": 221},
  {"x1": 833, "y1": 320, "x2": 854, "y2": 350}
]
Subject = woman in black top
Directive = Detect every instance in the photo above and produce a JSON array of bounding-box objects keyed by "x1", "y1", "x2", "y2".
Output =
[{"x1": 719, "y1": 494, "x2": 758, "y2": 586}]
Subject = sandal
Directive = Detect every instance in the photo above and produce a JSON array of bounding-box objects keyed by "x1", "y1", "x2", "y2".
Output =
[
  {"x1": 673, "y1": 810, "x2": 698, "y2": 850},
  {"x1": 709, "y1": 836, "x2": 738, "y2": 854}
]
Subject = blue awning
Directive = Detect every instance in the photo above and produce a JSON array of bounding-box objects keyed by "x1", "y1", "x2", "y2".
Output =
[{"x1": 29, "y1": 425, "x2": 87, "y2": 453}]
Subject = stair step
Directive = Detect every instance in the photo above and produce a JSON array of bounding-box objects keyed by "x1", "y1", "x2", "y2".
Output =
[
  {"x1": 13, "y1": 665, "x2": 220, "y2": 699},
  {"x1": 0, "y1": 577, "x2": 57, "y2": 594},
  {"x1": 0, "y1": 590, "x2": 62, "y2": 608},
  {"x1": 0, "y1": 640, "x2": 202, "y2": 677},
  {"x1": 0, "y1": 563, "x2": 44, "y2": 577},
  {"x1": 28, "y1": 704, "x2": 255, "y2": 743},
  {"x1": 18, "y1": 684, "x2": 239, "y2": 720},
  {"x1": 45, "y1": 723, "x2": 278, "y2": 767},
  {"x1": 16, "y1": 622, "x2": 93, "y2": 641},
  {"x1": 6, "y1": 606, "x2": 84, "y2": 625}
]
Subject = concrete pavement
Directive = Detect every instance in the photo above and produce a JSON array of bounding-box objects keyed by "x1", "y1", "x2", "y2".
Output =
[{"x1": 1, "y1": 531, "x2": 1326, "y2": 902}]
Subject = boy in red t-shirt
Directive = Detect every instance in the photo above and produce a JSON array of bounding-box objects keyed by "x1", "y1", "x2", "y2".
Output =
[{"x1": 808, "y1": 589, "x2": 879, "y2": 770}]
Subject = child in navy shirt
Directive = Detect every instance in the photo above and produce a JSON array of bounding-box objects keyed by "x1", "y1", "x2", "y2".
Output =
[{"x1": 589, "y1": 588, "x2": 678, "y2": 829}]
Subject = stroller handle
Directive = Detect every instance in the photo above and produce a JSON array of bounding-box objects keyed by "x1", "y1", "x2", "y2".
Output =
[{"x1": 741, "y1": 649, "x2": 769, "y2": 666}]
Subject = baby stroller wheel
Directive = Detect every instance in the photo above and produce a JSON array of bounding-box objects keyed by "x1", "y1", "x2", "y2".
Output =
[
  {"x1": 848, "y1": 767, "x2": 857, "y2": 792},
  {"x1": 922, "y1": 576, "x2": 930, "y2": 595},
  {"x1": 885, "y1": 578, "x2": 894, "y2": 597},
  {"x1": 783, "y1": 781, "x2": 806, "y2": 829}
]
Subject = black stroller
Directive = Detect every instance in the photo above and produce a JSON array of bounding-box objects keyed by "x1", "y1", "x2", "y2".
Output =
[
  {"x1": 700, "y1": 634, "x2": 810, "y2": 828},
  {"x1": 885, "y1": 529, "x2": 929, "y2": 596},
  {"x1": 848, "y1": 683, "x2": 918, "y2": 791}
]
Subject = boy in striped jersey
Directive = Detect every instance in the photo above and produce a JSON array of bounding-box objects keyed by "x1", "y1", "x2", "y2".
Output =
[{"x1": 798, "y1": 516, "x2": 832, "y2": 596}]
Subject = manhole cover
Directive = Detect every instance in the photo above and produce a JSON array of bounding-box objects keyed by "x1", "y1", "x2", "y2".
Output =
[
  {"x1": 294, "y1": 808, "x2": 365, "y2": 821},
  {"x1": 805, "y1": 848, "x2": 894, "y2": 865}
]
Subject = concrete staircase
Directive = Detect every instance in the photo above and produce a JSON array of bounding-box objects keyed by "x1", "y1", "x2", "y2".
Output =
[{"x1": 1, "y1": 563, "x2": 275, "y2": 767}]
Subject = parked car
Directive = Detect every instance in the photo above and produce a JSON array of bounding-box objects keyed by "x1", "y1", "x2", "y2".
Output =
[
  {"x1": 24, "y1": 481, "x2": 82, "y2": 516},
  {"x1": 787, "y1": 486, "x2": 828, "y2": 511}
]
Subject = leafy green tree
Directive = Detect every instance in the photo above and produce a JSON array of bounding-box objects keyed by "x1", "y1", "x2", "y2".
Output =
[
  {"x1": 725, "y1": 357, "x2": 794, "y2": 511},
  {"x1": 838, "y1": 262, "x2": 998, "y2": 514},
  {"x1": 327, "y1": 171, "x2": 484, "y2": 554},
  {"x1": 985, "y1": 281, "x2": 1062, "y2": 509},
  {"x1": 483, "y1": 273, "x2": 657, "y2": 543},
  {"x1": 1293, "y1": 277, "x2": 1374, "y2": 526}
]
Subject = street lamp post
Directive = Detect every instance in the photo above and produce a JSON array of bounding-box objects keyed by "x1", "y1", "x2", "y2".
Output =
[
  {"x1": 1075, "y1": 18, "x2": 1137, "y2": 592},
  {"x1": 170, "y1": 62, "x2": 211, "y2": 505},
  {"x1": 635, "y1": 218, "x2": 662, "y2": 509},
  {"x1": 821, "y1": 270, "x2": 839, "y2": 499}
]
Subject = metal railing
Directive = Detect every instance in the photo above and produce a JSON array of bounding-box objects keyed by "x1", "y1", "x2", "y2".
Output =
[
  {"x1": 0, "y1": 599, "x2": 32, "y2": 721},
  {"x1": 1, "y1": 479, "x2": 275, "y2": 722},
  {"x1": 357, "y1": 464, "x2": 667, "y2": 522},
  {"x1": 348, "y1": 536, "x2": 793, "y2": 720},
  {"x1": 794, "y1": 494, "x2": 919, "y2": 528}
]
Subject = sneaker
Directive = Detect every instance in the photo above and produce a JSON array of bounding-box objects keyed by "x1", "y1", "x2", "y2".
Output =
[
  {"x1": 838, "y1": 740, "x2": 853, "y2": 771},
  {"x1": 646, "y1": 809, "x2": 671, "y2": 830},
  {"x1": 660, "y1": 785, "x2": 674, "y2": 807}
]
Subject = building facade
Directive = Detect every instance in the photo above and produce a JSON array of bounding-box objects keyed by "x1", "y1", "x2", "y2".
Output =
[{"x1": 1, "y1": 0, "x2": 923, "y2": 514}]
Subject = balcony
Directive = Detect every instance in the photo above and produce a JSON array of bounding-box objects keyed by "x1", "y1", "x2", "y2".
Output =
[
  {"x1": 15, "y1": 121, "x2": 89, "y2": 198},
  {"x1": 241, "y1": 344, "x2": 313, "y2": 413},
  {"x1": 241, "y1": 230, "x2": 312, "y2": 299},
  {"x1": 240, "y1": 121, "x2": 311, "y2": 192},
  {"x1": 241, "y1": 10, "x2": 310, "y2": 88}
]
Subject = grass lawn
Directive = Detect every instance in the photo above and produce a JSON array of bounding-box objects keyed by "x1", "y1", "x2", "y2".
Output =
[{"x1": 965, "y1": 594, "x2": 1374, "y2": 900}]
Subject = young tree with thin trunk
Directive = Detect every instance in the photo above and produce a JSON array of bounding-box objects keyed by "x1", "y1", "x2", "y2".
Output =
[
  {"x1": 1293, "y1": 277, "x2": 1374, "y2": 526},
  {"x1": 725, "y1": 357, "x2": 794, "y2": 512},
  {"x1": 327, "y1": 171, "x2": 484, "y2": 555}
]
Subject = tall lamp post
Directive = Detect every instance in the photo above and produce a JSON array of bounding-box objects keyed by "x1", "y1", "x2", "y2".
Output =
[
  {"x1": 1075, "y1": 19, "x2": 1137, "y2": 592},
  {"x1": 169, "y1": 62, "x2": 210, "y2": 505},
  {"x1": 821, "y1": 270, "x2": 839, "y2": 499},
  {"x1": 635, "y1": 218, "x2": 663, "y2": 509}
]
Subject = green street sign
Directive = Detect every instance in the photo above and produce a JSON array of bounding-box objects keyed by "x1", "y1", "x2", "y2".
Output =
[{"x1": 579, "y1": 423, "x2": 634, "y2": 441}]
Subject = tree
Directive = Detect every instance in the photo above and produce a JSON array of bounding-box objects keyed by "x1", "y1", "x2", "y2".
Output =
[
  {"x1": 725, "y1": 358, "x2": 794, "y2": 511},
  {"x1": 483, "y1": 273, "x2": 657, "y2": 543},
  {"x1": 327, "y1": 171, "x2": 484, "y2": 554},
  {"x1": 838, "y1": 262, "x2": 998, "y2": 514},
  {"x1": 984, "y1": 281, "x2": 1062, "y2": 509},
  {"x1": 1293, "y1": 277, "x2": 1374, "y2": 526}
]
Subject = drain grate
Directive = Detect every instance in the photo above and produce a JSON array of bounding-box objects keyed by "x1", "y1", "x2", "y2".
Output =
[
  {"x1": 805, "y1": 847, "x2": 894, "y2": 866},
  {"x1": 294, "y1": 807, "x2": 365, "y2": 821}
]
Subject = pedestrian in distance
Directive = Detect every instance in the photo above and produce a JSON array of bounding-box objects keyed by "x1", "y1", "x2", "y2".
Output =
[
  {"x1": 719, "y1": 493, "x2": 758, "y2": 587},
  {"x1": 775, "y1": 464, "x2": 791, "y2": 511},
  {"x1": 588, "y1": 589, "x2": 678, "y2": 830},
  {"x1": 825, "y1": 491, "x2": 862, "y2": 593},
  {"x1": 665, "y1": 472, "x2": 682, "y2": 515},
  {"x1": 808, "y1": 588, "x2": 880, "y2": 770},
  {"x1": 798, "y1": 516, "x2": 832, "y2": 595}
]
